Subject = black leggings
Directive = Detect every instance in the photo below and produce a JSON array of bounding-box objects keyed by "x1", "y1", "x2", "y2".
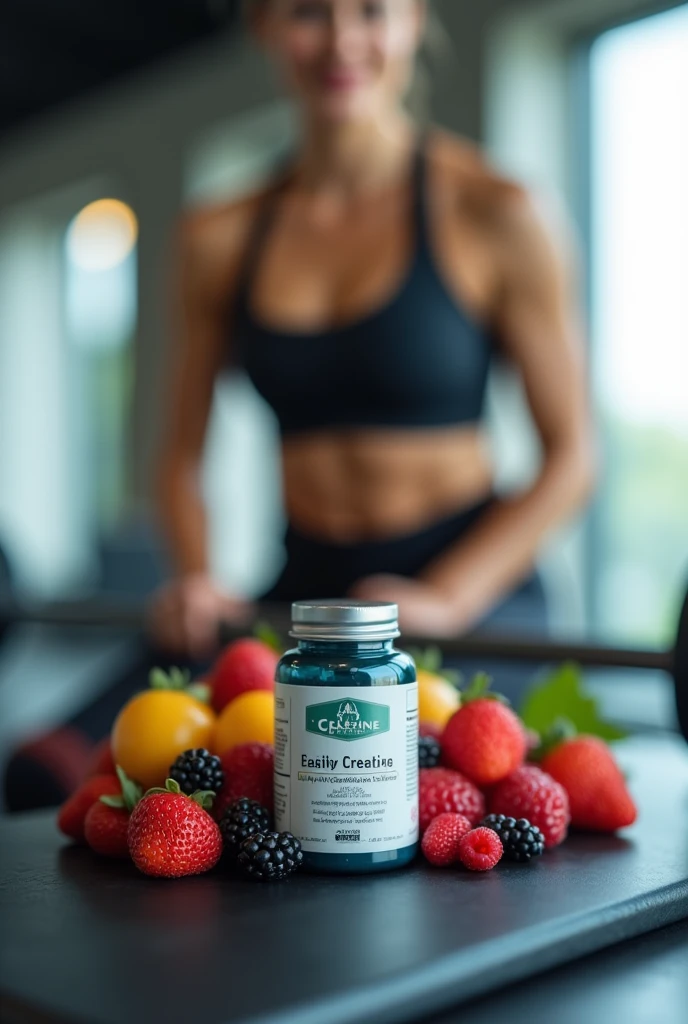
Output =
[{"x1": 4, "y1": 503, "x2": 548, "y2": 810}]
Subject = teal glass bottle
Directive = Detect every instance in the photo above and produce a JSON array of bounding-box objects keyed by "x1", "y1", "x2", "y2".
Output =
[{"x1": 274, "y1": 600, "x2": 419, "y2": 874}]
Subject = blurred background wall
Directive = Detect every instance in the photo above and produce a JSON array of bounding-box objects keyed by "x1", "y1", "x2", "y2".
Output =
[{"x1": 1, "y1": 0, "x2": 686, "y2": 758}]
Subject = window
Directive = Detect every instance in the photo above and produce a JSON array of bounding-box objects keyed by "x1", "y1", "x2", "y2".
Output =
[{"x1": 589, "y1": 3, "x2": 688, "y2": 646}]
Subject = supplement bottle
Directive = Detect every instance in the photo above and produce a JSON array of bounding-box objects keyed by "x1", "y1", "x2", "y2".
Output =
[{"x1": 274, "y1": 600, "x2": 418, "y2": 873}]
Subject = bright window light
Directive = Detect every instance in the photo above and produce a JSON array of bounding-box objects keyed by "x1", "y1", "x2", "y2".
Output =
[{"x1": 66, "y1": 198, "x2": 138, "y2": 272}]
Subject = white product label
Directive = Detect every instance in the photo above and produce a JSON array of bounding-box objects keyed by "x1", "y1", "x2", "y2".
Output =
[{"x1": 274, "y1": 683, "x2": 419, "y2": 854}]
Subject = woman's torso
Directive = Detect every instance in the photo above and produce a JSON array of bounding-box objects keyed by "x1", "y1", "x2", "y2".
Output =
[{"x1": 214, "y1": 133, "x2": 509, "y2": 542}]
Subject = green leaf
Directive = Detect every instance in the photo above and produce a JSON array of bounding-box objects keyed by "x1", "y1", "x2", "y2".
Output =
[
  {"x1": 461, "y1": 672, "x2": 498, "y2": 704},
  {"x1": 254, "y1": 621, "x2": 284, "y2": 654},
  {"x1": 149, "y1": 667, "x2": 191, "y2": 691},
  {"x1": 100, "y1": 795, "x2": 125, "y2": 808},
  {"x1": 519, "y1": 663, "x2": 628, "y2": 742},
  {"x1": 187, "y1": 682, "x2": 211, "y2": 704},
  {"x1": 165, "y1": 778, "x2": 182, "y2": 795},
  {"x1": 115, "y1": 765, "x2": 143, "y2": 812},
  {"x1": 190, "y1": 790, "x2": 215, "y2": 810}
]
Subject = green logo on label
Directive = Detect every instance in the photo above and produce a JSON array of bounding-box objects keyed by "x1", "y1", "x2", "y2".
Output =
[{"x1": 306, "y1": 698, "x2": 390, "y2": 742}]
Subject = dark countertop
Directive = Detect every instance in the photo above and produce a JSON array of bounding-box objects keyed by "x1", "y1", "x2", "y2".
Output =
[{"x1": 1, "y1": 734, "x2": 687, "y2": 1024}]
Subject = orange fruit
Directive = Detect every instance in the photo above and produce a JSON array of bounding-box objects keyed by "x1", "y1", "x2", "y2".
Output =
[
  {"x1": 213, "y1": 690, "x2": 274, "y2": 755},
  {"x1": 417, "y1": 669, "x2": 461, "y2": 731},
  {"x1": 111, "y1": 690, "x2": 216, "y2": 791}
]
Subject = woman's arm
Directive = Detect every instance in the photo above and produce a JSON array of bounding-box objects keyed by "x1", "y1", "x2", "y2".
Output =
[
  {"x1": 353, "y1": 190, "x2": 596, "y2": 634},
  {"x1": 151, "y1": 203, "x2": 254, "y2": 654}
]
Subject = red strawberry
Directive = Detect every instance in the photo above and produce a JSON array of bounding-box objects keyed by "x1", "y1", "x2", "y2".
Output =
[
  {"x1": 127, "y1": 780, "x2": 222, "y2": 877},
  {"x1": 84, "y1": 801, "x2": 130, "y2": 858},
  {"x1": 421, "y1": 813, "x2": 472, "y2": 866},
  {"x1": 489, "y1": 765, "x2": 570, "y2": 847},
  {"x1": 215, "y1": 742, "x2": 274, "y2": 819},
  {"x1": 441, "y1": 677, "x2": 526, "y2": 787},
  {"x1": 419, "y1": 767, "x2": 485, "y2": 833},
  {"x1": 57, "y1": 774, "x2": 121, "y2": 843},
  {"x1": 84, "y1": 737, "x2": 116, "y2": 779},
  {"x1": 458, "y1": 827, "x2": 503, "y2": 871},
  {"x1": 84, "y1": 767, "x2": 143, "y2": 858},
  {"x1": 210, "y1": 638, "x2": 277, "y2": 713},
  {"x1": 541, "y1": 736, "x2": 637, "y2": 832}
]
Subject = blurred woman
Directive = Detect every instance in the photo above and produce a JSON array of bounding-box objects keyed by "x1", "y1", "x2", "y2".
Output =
[
  {"x1": 4, "y1": 0, "x2": 597, "y2": 811},
  {"x1": 151, "y1": 0, "x2": 594, "y2": 655},
  {"x1": 150, "y1": 0, "x2": 595, "y2": 655}
]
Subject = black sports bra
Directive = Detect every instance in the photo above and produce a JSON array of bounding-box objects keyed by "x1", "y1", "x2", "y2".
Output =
[{"x1": 233, "y1": 143, "x2": 494, "y2": 436}]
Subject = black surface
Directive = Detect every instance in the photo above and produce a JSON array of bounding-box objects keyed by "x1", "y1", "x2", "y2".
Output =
[
  {"x1": 1, "y1": 735, "x2": 687, "y2": 1024},
  {"x1": 429, "y1": 919, "x2": 688, "y2": 1024}
]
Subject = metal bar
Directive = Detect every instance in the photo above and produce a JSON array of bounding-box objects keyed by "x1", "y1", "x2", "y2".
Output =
[{"x1": 0, "y1": 599, "x2": 674, "y2": 675}]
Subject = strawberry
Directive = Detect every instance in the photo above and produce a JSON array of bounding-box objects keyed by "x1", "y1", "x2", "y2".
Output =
[
  {"x1": 489, "y1": 765, "x2": 570, "y2": 847},
  {"x1": 421, "y1": 813, "x2": 472, "y2": 866},
  {"x1": 419, "y1": 767, "x2": 485, "y2": 833},
  {"x1": 215, "y1": 742, "x2": 274, "y2": 819},
  {"x1": 84, "y1": 768, "x2": 143, "y2": 859},
  {"x1": 210, "y1": 638, "x2": 277, "y2": 713},
  {"x1": 127, "y1": 779, "x2": 222, "y2": 877},
  {"x1": 84, "y1": 802, "x2": 130, "y2": 858},
  {"x1": 541, "y1": 736, "x2": 637, "y2": 832},
  {"x1": 441, "y1": 675, "x2": 526, "y2": 787},
  {"x1": 57, "y1": 773, "x2": 121, "y2": 843}
]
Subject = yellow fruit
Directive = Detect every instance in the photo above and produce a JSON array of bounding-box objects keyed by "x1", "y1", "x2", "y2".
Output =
[
  {"x1": 111, "y1": 690, "x2": 216, "y2": 791},
  {"x1": 417, "y1": 669, "x2": 461, "y2": 731},
  {"x1": 213, "y1": 690, "x2": 274, "y2": 755}
]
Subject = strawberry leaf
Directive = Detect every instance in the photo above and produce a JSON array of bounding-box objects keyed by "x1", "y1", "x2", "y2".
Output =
[
  {"x1": 519, "y1": 662, "x2": 628, "y2": 742},
  {"x1": 190, "y1": 790, "x2": 215, "y2": 810},
  {"x1": 115, "y1": 765, "x2": 143, "y2": 812},
  {"x1": 100, "y1": 795, "x2": 125, "y2": 808},
  {"x1": 254, "y1": 621, "x2": 284, "y2": 653}
]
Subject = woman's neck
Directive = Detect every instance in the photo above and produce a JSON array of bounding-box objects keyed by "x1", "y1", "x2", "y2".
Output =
[{"x1": 295, "y1": 111, "x2": 418, "y2": 199}]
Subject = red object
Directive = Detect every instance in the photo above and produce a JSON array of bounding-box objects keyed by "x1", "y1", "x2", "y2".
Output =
[
  {"x1": 210, "y1": 639, "x2": 278, "y2": 713},
  {"x1": 214, "y1": 742, "x2": 274, "y2": 819},
  {"x1": 441, "y1": 700, "x2": 527, "y2": 787},
  {"x1": 85, "y1": 738, "x2": 117, "y2": 779},
  {"x1": 419, "y1": 722, "x2": 443, "y2": 742},
  {"x1": 57, "y1": 774, "x2": 121, "y2": 843},
  {"x1": 421, "y1": 812, "x2": 472, "y2": 867},
  {"x1": 542, "y1": 735, "x2": 637, "y2": 832},
  {"x1": 128, "y1": 792, "x2": 223, "y2": 877},
  {"x1": 419, "y1": 767, "x2": 485, "y2": 833},
  {"x1": 489, "y1": 765, "x2": 570, "y2": 847},
  {"x1": 84, "y1": 800, "x2": 130, "y2": 859},
  {"x1": 458, "y1": 827, "x2": 504, "y2": 871}
]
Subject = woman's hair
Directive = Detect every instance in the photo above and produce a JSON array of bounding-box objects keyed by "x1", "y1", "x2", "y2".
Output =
[{"x1": 242, "y1": 0, "x2": 451, "y2": 122}]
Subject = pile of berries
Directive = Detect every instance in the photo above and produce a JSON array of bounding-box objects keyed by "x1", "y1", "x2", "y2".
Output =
[
  {"x1": 417, "y1": 674, "x2": 637, "y2": 873},
  {"x1": 56, "y1": 634, "x2": 304, "y2": 882}
]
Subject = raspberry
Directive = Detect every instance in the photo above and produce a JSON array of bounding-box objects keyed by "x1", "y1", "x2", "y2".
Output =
[
  {"x1": 419, "y1": 767, "x2": 485, "y2": 833},
  {"x1": 458, "y1": 827, "x2": 503, "y2": 871},
  {"x1": 421, "y1": 813, "x2": 472, "y2": 867},
  {"x1": 489, "y1": 765, "x2": 570, "y2": 847}
]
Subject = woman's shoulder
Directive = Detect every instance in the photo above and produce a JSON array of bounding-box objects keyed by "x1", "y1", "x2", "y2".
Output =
[
  {"x1": 427, "y1": 129, "x2": 570, "y2": 266},
  {"x1": 426, "y1": 129, "x2": 531, "y2": 223}
]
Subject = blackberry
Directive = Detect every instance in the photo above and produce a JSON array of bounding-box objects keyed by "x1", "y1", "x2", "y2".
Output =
[
  {"x1": 418, "y1": 734, "x2": 441, "y2": 769},
  {"x1": 169, "y1": 748, "x2": 224, "y2": 796},
  {"x1": 219, "y1": 798, "x2": 272, "y2": 859},
  {"x1": 481, "y1": 814, "x2": 545, "y2": 863},
  {"x1": 237, "y1": 831, "x2": 303, "y2": 882}
]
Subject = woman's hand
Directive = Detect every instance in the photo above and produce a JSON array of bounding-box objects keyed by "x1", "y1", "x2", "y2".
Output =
[
  {"x1": 147, "y1": 574, "x2": 254, "y2": 660},
  {"x1": 348, "y1": 575, "x2": 461, "y2": 638}
]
